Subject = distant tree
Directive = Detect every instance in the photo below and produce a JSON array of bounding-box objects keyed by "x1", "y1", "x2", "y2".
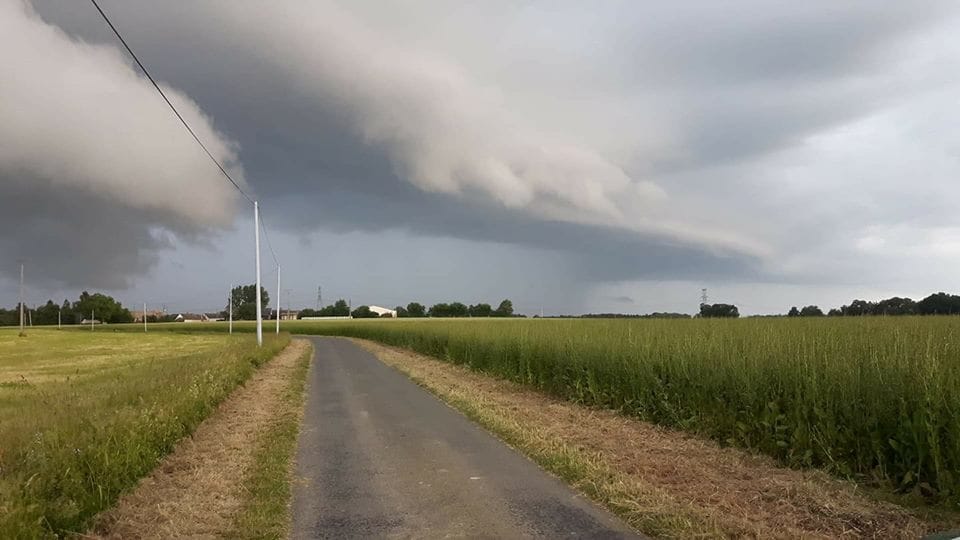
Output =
[
  {"x1": 827, "y1": 308, "x2": 842, "y2": 316},
  {"x1": 799, "y1": 305, "x2": 824, "y2": 317},
  {"x1": 395, "y1": 306, "x2": 409, "y2": 318},
  {"x1": 298, "y1": 308, "x2": 319, "y2": 319},
  {"x1": 406, "y1": 302, "x2": 426, "y2": 317},
  {"x1": 449, "y1": 302, "x2": 468, "y2": 317},
  {"x1": 788, "y1": 306, "x2": 800, "y2": 317},
  {"x1": 840, "y1": 299, "x2": 876, "y2": 316},
  {"x1": 428, "y1": 303, "x2": 449, "y2": 317},
  {"x1": 351, "y1": 305, "x2": 378, "y2": 318},
  {"x1": 34, "y1": 300, "x2": 60, "y2": 325},
  {"x1": 468, "y1": 303, "x2": 492, "y2": 317},
  {"x1": 493, "y1": 299, "x2": 514, "y2": 317},
  {"x1": 699, "y1": 303, "x2": 739, "y2": 318},
  {"x1": 875, "y1": 297, "x2": 916, "y2": 315},
  {"x1": 73, "y1": 291, "x2": 133, "y2": 323},
  {"x1": 917, "y1": 292, "x2": 960, "y2": 315},
  {"x1": 227, "y1": 284, "x2": 270, "y2": 320},
  {"x1": 332, "y1": 299, "x2": 350, "y2": 316}
]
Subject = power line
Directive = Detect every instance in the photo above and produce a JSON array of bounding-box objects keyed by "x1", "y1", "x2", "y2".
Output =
[
  {"x1": 258, "y1": 212, "x2": 280, "y2": 265},
  {"x1": 88, "y1": 0, "x2": 254, "y2": 204}
]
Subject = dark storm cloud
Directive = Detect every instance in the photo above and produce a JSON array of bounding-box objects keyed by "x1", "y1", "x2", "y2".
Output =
[{"x1": 11, "y1": 0, "x2": 960, "y2": 294}]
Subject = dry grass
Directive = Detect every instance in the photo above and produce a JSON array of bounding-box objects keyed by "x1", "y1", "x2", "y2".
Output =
[
  {"x1": 89, "y1": 339, "x2": 311, "y2": 539},
  {"x1": 355, "y1": 338, "x2": 959, "y2": 539}
]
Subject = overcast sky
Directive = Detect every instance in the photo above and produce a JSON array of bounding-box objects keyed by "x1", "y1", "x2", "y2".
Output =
[{"x1": 3, "y1": 0, "x2": 960, "y2": 315}]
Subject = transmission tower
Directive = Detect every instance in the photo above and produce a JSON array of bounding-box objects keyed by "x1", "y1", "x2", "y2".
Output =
[
  {"x1": 316, "y1": 286, "x2": 322, "y2": 310},
  {"x1": 701, "y1": 288, "x2": 709, "y2": 305}
]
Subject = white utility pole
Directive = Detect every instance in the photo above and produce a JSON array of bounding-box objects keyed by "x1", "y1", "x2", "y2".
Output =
[
  {"x1": 91, "y1": 310, "x2": 95, "y2": 331},
  {"x1": 228, "y1": 287, "x2": 233, "y2": 334},
  {"x1": 254, "y1": 201, "x2": 263, "y2": 346},
  {"x1": 18, "y1": 263, "x2": 24, "y2": 335},
  {"x1": 58, "y1": 307, "x2": 61, "y2": 330},
  {"x1": 276, "y1": 264, "x2": 281, "y2": 335},
  {"x1": 143, "y1": 302, "x2": 147, "y2": 332}
]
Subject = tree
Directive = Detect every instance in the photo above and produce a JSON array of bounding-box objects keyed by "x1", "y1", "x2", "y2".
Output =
[
  {"x1": 332, "y1": 299, "x2": 350, "y2": 316},
  {"x1": 787, "y1": 306, "x2": 800, "y2": 317},
  {"x1": 799, "y1": 305, "x2": 824, "y2": 317},
  {"x1": 394, "y1": 306, "x2": 409, "y2": 317},
  {"x1": 917, "y1": 292, "x2": 960, "y2": 315},
  {"x1": 34, "y1": 300, "x2": 60, "y2": 325},
  {"x1": 351, "y1": 305, "x2": 378, "y2": 318},
  {"x1": 493, "y1": 299, "x2": 514, "y2": 317},
  {"x1": 227, "y1": 284, "x2": 270, "y2": 320},
  {"x1": 428, "y1": 303, "x2": 449, "y2": 317},
  {"x1": 72, "y1": 291, "x2": 133, "y2": 323},
  {"x1": 449, "y1": 302, "x2": 468, "y2": 317},
  {"x1": 875, "y1": 297, "x2": 916, "y2": 315},
  {"x1": 468, "y1": 303, "x2": 492, "y2": 317},
  {"x1": 840, "y1": 299, "x2": 875, "y2": 316},
  {"x1": 406, "y1": 302, "x2": 426, "y2": 317},
  {"x1": 827, "y1": 308, "x2": 842, "y2": 316},
  {"x1": 699, "y1": 303, "x2": 739, "y2": 318}
]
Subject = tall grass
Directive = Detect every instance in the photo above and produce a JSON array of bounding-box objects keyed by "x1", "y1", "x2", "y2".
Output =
[
  {"x1": 288, "y1": 317, "x2": 960, "y2": 505},
  {"x1": 0, "y1": 329, "x2": 289, "y2": 538}
]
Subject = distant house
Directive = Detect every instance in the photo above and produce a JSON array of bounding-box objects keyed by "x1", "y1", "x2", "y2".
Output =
[
  {"x1": 79, "y1": 319, "x2": 102, "y2": 325},
  {"x1": 279, "y1": 309, "x2": 300, "y2": 321},
  {"x1": 132, "y1": 309, "x2": 165, "y2": 322},
  {"x1": 368, "y1": 305, "x2": 397, "y2": 318},
  {"x1": 204, "y1": 313, "x2": 225, "y2": 322}
]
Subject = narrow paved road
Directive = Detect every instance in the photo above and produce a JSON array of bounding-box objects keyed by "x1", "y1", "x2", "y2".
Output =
[{"x1": 292, "y1": 337, "x2": 640, "y2": 539}]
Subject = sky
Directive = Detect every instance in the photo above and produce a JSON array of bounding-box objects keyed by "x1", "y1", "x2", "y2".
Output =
[{"x1": 3, "y1": 0, "x2": 960, "y2": 316}]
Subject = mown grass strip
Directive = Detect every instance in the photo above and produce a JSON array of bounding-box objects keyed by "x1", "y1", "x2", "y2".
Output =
[{"x1": 229, "y1": 341, "x2": 313, "y2": 539}]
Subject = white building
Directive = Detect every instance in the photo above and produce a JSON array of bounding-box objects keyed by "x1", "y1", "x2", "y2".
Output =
[{"x1": 368, "y1": 305, "x2": 397, "y2": 318}]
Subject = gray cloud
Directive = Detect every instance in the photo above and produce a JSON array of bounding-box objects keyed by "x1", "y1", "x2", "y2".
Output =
[
  {"x1": 1, "y1": 0, "x2": 242, "y2": 288},
  {"x1": 10, "y1": 0, "x2": 960, "y2": 308}
]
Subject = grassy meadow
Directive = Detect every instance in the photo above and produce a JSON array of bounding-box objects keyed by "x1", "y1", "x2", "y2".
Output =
[
  {"x1": 273, "y1": 316, "x2": 960, "y2": 507},
  {"x1": 0, "y1": 328, "x2": 289, "y2": 538}
]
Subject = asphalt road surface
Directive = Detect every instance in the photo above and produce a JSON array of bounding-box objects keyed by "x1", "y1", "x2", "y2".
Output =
[{"x1": 291, "y1": 337, "x2": 641, "y2": 539}]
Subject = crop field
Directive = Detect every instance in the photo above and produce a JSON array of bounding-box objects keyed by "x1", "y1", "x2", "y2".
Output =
[
  {"x1": 0, "y1": 328, "x2": 289, "y2": 538},
  {"x1": 278, "y1": 316, "x2": 960, "y2": 506}
]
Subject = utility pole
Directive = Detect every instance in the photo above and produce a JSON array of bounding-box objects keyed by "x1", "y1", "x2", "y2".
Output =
[
  {"x1": 228, "y1": 287, "x2": 233, "y2": 334},
  {"x1": 18, "y1": 263, "x2": 25, "y2": 336},
  {"x1": 276, "y1": 264, "x2": 281, "y2": 335},
  {"x1": 58, "y1": 306, "x2": 61, "y2": 330},
  {"x1": 143, "y1": 302, "x2": 147, "y2": 332},
  {"x1": 316, "y1": 286, "x2": 322, "y2": 310},
  {"x1": 254, "y1": 201, "x2": 263, "y2": 346},
  {"x1": 91, "y1": 310, "x2": 95, "y2": 331}
]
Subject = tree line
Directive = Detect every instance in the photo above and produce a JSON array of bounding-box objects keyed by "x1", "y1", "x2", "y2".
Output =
[
  {"x1": 0, "y1": 291, "x2": 134, "y2": 326},
  {"x1": 787, "y1": 292, "x2": 960, "y2": 317},
  {"x1": 298, "y1": 299, "x2": 516, "y2": 319}
]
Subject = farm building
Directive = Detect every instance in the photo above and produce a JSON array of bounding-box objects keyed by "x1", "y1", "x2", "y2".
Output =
[
  {"x1": 131, "y1": 309, "x2": 165, "y2": 322},
  {"x1": 368, "y1": 305, "x2": 397, "y2": 318}
]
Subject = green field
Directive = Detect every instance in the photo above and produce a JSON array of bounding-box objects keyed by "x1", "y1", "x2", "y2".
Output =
[
  {"x1": 270, "y1": 316, "x2": 960, "y2": 506},
  {"x1": 0, "y1": 328, "x2": 289, "y2": 538}
]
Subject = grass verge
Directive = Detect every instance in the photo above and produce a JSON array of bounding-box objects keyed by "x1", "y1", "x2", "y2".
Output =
[
  {"x1": 353, "y1": 338, "x2": 960, "y2": 539},
  {"x1": 89, "y1": 339, "x2": 310, "y2": 539},
  {"x1": 0, "y1": 329, "x2": 289, "y2": 539},
  {"x1": 230, "y1": 341, "x2": 313, "y2": 539}
]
